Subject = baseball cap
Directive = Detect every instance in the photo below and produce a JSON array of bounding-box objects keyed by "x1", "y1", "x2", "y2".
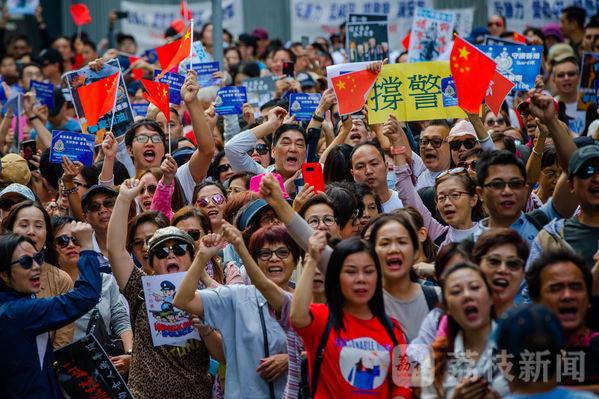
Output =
[
  {"x1": 81, "y1": 184, "x2": 118, "y2": 210},
  {"x1": 568, "y1": 144, "x2": 599, "y2": 178},
  {"x1": 547, "y1": 43, "x2": 576, "y2": 65},
  {"x1": 0, "y1": 154, "x2": 31, "y2": 186},
  {"x1": 238, "y1": 199, "x2": 270, "y2": 231},
  {"x1": 251, "y1": 28, "x2": 269, "y2": 41},
  {"x1": 447, "y1": 120, "x2": 476, "y2": 142},
  {"x1": 295, "y1": 71, "x2": 316, "y2": 89},
  {"x1": 148, "y1": 226, "x2": 195, "y2": 253},
  {"x1": 0, "y1": 183, "x2": 35, "y2": 204},
  {"x1": 172, "y1": 147, "x2": 195, "y2": 167},
  {"x1": 541, "y1": 23, "x2": 564, "y2": 42}
]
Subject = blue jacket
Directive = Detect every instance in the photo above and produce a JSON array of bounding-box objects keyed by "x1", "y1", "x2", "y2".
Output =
[{"x1": 0, "y1": 250, "x2": 102, "y2": 399}]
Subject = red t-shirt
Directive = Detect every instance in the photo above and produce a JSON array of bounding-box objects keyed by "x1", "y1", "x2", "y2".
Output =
[{"x1": 293, "y1": 303, "x2": 412, "y2": 399}]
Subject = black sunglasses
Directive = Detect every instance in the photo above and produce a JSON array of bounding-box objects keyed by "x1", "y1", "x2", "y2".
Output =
[
  {"x1": 56, "y1": 235, "x2": 80, "y2": 248},
  {"x1": 449, "y1": 139, "x2": 477, "y2": 151},
  {"x1": 215, "y1": 164, "x2": 232, "y2": 174},
  {"x1": 86, "y1": 197, "x2": 116, "y2": 213},
  {"x1": 10, "y1": 251, "x2": 45, "y2": 269},
  {"x1": 185, "y1": 229, "x2": 202, "y2": 241},
  {"x1": 154, "y1": 243, "x2": 189, "y2": 259},
  {"x1": 247, "y1": 143, "x2": 270, "y2": 156},
  {"x1": 575, "y1": 163, "x2": 599, "y2": 179}
]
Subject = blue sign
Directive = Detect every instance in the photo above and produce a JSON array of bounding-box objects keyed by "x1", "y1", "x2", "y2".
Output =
[
  {"x1": 215, "y1": 86, "x2": 247, "y2": 115},
  {"x1": 50, "y1": 130, "x2": 96, "y2": 166},
  {"x1": 289, "y1": 93, "x2": 321, "y2": 121},
  {"x1": 30, "y1": 80, "x2": 54, "y2": 109},
  {"x1": 477, "y1": 45, "x2": 542, "y2": 92},
  {"x1": 131, "y1": 103, "x2": 149, "y2": 118},
  {"x1": 0, "y1": 78, "x2": 6, "y2": 104},
  {"x1": 192, "y1": 61, "x2": 221, "y2": 87},
  {"x1": 441, "y1": 77, "x2": 458, "y2": 107},
  {"x1": 143, "y1": 48, "x2": 158, "y2": 64},
  {"x1": 595, "y1": 79, "x2": 599, "y2": 108},
  {"x1": 153, "y1": 70, "x2": 185, "y2": 105}
]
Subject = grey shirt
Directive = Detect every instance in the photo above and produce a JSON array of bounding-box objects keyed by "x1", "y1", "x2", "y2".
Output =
[
  {"x1": 224, "y1": 129, "x2": 274, "y2": 175},
  {"x1": 383, "y1": 286, "x2": 440, "y2": 343}
]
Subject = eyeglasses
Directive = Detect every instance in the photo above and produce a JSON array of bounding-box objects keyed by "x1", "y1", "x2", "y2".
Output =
[
  {"x1": 256, "y1": 247, "x2": 291, "y2": 261},
  {"x1": 131, "y1": 236, "x2": 151, "y2": 249},
  {"x1": 215, "y1": 164, "x2": 232, "y2": 174},
  {"x1": 154, "y1": 243, "x2": 189, "y2": 259},
  {"x1": 0, "y1": 199, "x2": 17, "y2": 211},
  {"x1": 72, "y1": 181, "x2": 90, "y2": 189},
  {"x1": 134, "y1": 134, "x2": 163, "y2": 144},
  {"x1": 482, "y1": 254, "x2": 524, "y2": 271},
  {"x1": 306, "y1": 215, "x2": 337, "y2": 228},
  {"x1": 449, "y1": 139, "x2": 477, "y2": 151},
  {"x1": 185, "y1": 229, "x2": 202, "y2": 241},
  {"x1": 555, "y1": 71, "x2": 578, "y2": 79},
  {"x1": 86, "y1": 197, "x2": 116, "y2": 212},
  {"x1": 247, "y1": 143, "x2": 270, "y2": 156},
  {"x1": 140, "y1": 184, "x2": 157, "y2": 196},
  {"x1": 10, "y1": 251, "x2": 45, "y2": 269},
  {"x1": 436, "y1": 167, "x2": 467, "y2": 180},
  {"x1": 541, "y1": 168, "x2": 561, "y2": 178},
  {"x1": 487, "y1": 21, "x2": 503, "y2": 27},
  {"x1": 457, "y1": 160, "x2": 478, "y2": 171},
  {"x1": 485, "y1": 118, "x2": 506, "y2": 126},
  {"x1": 56, "y1": 235, "x2": 80, "y2": 248},
  {"x1": 483, "y1": 179, "x2": 526, "y2": 190},
  {"x1": 436, "y1": 191, "x2": 470, "y2": 203},
  {"x1": 419, "y1": 137, "x2": 446, "y2": 149},
  {"x1": 196, "y1": 193, "x2": 226, "y2": 208},
  {"x1": 575, "y1": 163, "x2": 599, "y2": 179}
]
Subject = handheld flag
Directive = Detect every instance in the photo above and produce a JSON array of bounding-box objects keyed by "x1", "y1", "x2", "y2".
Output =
[
  {"x1": 128, "y1": 56, "x2": 144, "y2": 80},
  {"x1": 485, "y1": 71, "x2": 515, "y2": 115},
  {"x1": 402, "y1": 31, "x2": 411, "y2": 51},
  {"x1": 513, "y1": 32, "x2": 527, "y2": 44},
  {"x1": 450, "y1": 36, "x2": 496, "y2": 113},
  {"x1": 69, "y1": 4, "x2": 92, "y2": 27},
  {"x1": 180, "y1": 0, "x2": 192, "y2": 20},
  {"x1": 77, "y1": 72, "x2": 119, "y2": 127},
  {"x1": 331, "y1": 69, "x2": 378, "y2": 115},
  {"x1": 141, "y1": 79, "x2": 170, "y2": 122},
  {"x1": 155, "y1": 26, "x2": 192, "y2": 79}
]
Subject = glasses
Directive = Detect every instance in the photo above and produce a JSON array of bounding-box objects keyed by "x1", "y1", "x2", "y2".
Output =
[
  {"x1": 555, "y1": 71, "x2": 578, "y2": 79},
  {"x1": 247, "y1": 143, "x2": 270, "y2": 156},
  {"x1": 449, "y1": 139, "x2": 477, "y2": 151},
  {"x1": 185, "y1": 229, "x2": 202, "y2": 241},
  {"x1": 10, "y1": 251, "x2": 45, "y2": 269},
  {"x1": 541, "y1": 169, "x2": 561, "y2": 178},
  {"x1": 134, "y1": 134, "x2": 163, "y2": 144},
  {"x1": 575, "y1": 163, "x2": 599, "y2": 179},
  {"x1": 483, "y1": 179, "x2": 526, "y2": 190},
  {"x1": 72, "y1": 181, "x2": 90, "y2": 189},
  {"x1": 419, "y1": 137, "x2": 446, "y2": 149},
  {"x1": 215, "y1": 164, "x2": 232, "y2": 174},
  {"x1": 457, "y1": 160, "x2": 478, "y2": 171},
  {"x1": 154, "y1": 243, "x2": 189, "y2": 259},
  {"x1": 86, "y1": 197, "x2": 116, "y2": 212},
  {"x1": 487, "y1": 21, "x2": 503, "y2": 27},
  {"x1": 306, "y1": 215, "x2": 336, "y2": 228},
  {"x1": 196, "y1": 193, "x2": 226, "y2": 208},
  {"x1": 56, "y1": 235, "x2": 80, "y2": 248},
  {"x1": 482, "y1": 254, "x2": 524, "y2": 271},
  {"x1": 256, "y1": 247, "x2": 291, "y2": 261},
  {"x1": 436, "y1": 191, "x2": 470, "y2": 203},
  {"x1": 131, "y1": 236, "x2": 151, "y2": 249},
  {"x1": 140, "y1": 184, "x2": 157, "y2": 196},
  {"x1": 485, "y1": 118, "x2": 505, "y2": 126},
  {"x1": 436, "y1": 167, "x2": 467, "y2": 180}
]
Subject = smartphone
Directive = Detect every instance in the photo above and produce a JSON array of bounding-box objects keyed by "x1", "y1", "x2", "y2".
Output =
[
  {"x1": 249, "y1": 173, "x2": 289, "y2": 198},
  {"x1": 283, "y1": 61, "x2": 295, "y2": 78},
  {"x1": 302, "y1": 162, "x2": 325, "y2": 193},
  {"x1": 115, "y1": 10, "x2": 129, "y2": 19},
  {"x1": 20, "y1": 140, "x2": 36, "y2": 171}
]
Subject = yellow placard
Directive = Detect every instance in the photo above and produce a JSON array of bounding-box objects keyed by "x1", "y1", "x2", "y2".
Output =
[{"x1": 367, "y1": 61, "x2": 466, "y2": 123}]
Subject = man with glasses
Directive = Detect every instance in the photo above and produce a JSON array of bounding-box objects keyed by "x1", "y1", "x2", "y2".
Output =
[
  {"x1": 416, "y1": 120, "x2": 452, "y2": 189},
  {"x1": 487, "y1": 15, "x2": 506, "y2": 37},
  {"x1": 551, "y1": 57, "x2": 585, "y2": 134},
  {"x1": 81, "y1": 185, "x2": 118, "y2": 272}
]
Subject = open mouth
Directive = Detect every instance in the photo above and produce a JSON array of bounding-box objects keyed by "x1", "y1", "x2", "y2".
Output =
[
  {"x1": 464, "y1": 304, "x2": 479, "y2": 321},
  {"x1": 267, "y1": 266, "x2": 283, "y2": 275},
  {"x1": 166, "y1": 262, "x2": 180, "y2": 273},
  {"x1": 500, "y1": 200, "x2": 515, "y2": 209},
  {"x1": 443, "y1": 209, "x2": 456, "y2": 218},
  {"x1": 286, "y1": 156, "x2": 298, "y2": 166},
  {"x1": 589, "y1": 186, "x2": 599, "y2": 195},
  {"x1": 491, "y1": 278, "x2": 509, "y2": 292},
  {"x1": 557, "y1": 306, "x2": 578, "y2": 320},
  {"x1": 206, "y1": 209, "x2": 219, "y2": 217},
  {"x1": 353, "y1": 287, "x2": 368, "y2": 296},
  {"x1": 386, "y1": 256, "x2": 403, "y2": 271},
  {"x1": 349, "y1": 132, "x2": 362, "y2": 142},
  {"x1": 526, "y1": 123, "x2": 536, "y2": 132},
  {"x1": 143, "y1": 149, "x2": 156, "y2": 163},
  {"x1": 30, "y1": 274, "x2": 40, "y2": 287},
  {"x1": 143, "y1": 199, "x2": 152, "y2": 209}
]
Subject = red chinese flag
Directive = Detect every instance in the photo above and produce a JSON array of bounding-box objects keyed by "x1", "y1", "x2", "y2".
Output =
[
  {"x1": 513, "y1": 32, "x2": 527, "y2": 44},
  {"x1": 180, "y1": 0, "x2": 192, "y2": 20},
  {"x1": 77, "y1": 72, "x2": 119, "y2": 127},
  {"x1": 155, "y1": 26, "x2": 192, "y2": 79},
  {"x1": 69, "y1": 4, "x2": 91, "y2": 27},
  {"x1": 485, "y1": 71, "x2": 515, "y2": 115},
  {"x1": 402, "y1": 31, "x2": 411, "y2": 51},
  {"x1": 450, "y1": 36, "x2": 496, "y2": 113},
  {"x1": 141, "y1": 79, "x2": 170, "y2": 122},
  {"x1": 331, "y1": 69, "x2": 379, "y2": 115},
  {"x1": 129, "y1": 56, "x2": 143, "y2": 80}
]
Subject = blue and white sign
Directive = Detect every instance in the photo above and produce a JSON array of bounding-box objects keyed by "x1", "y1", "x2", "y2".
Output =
[
  {"x1": 214, "y1": 86, "x2": 247, "y2": 115},
  {"x1": 29, "y1": 80, "x2": 54, "y2": 109},
  {"x1": 50, "y1": 130, "x2": 96, "y2": 166},
  {"x1": 0, "y1": 79, "x2": 6, "y2": 104},
  {"x1": 477, "y1": 45, "x2": 542, "y2": 92},
  {"x1": 131, "y1": 103, "x2": 149, "y2": 118},
  {"x1": 192, "y1": 61, "x2": 221, "y2": 87},
  {"x1": 153, "y1": 70, "x2": 185, "y2": 105},
  {"x1": 441, "y1": 77, "x2": 458, "y2": 107},
  {"x1": 242, "y1": 76, "x2": 277, "y2": 110},
  {"x1": 7, "y1": 0, "x2": 39, "y2": 15},
  {"x1": 289, "y1": 93, "x2": 321, "y2": 121}
]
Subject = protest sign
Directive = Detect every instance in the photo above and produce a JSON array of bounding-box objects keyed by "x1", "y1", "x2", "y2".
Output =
[
  {"x1": 29, "y1": 80, "x2": 54, "y2": 109},
  {"x1": 192, "y1": 61, "x2": 221, "y2": 87},
  {"x1": 477, "y1": 45, "x2": 542, "y2": 92},
  {"x1": 577, "y1": 52, "x2": 599, "y2": 112},
  {"x1": 153, "y1": 70, "x2": 185, "y2": 105},
  {"x1": 50, "y1": 130, "x2": 95, "y2": 166},
  {"x1": 367, "y1": 61, "x2": 464, "y2": 123},
  {"x1": 483, "y1": 35, "x2": 519, "y2": 46},
  {"x1": 242, "y1": 76, "x2": 276, "y2": 111},
  {"x1": 289, "y1": 93, "x2": 321, "y2": 121},
  {"x1": 0, "y1": 79, "x2": 7, "y2": 104},
  {"x1": 131, "y1": 102, "x2": 149, "y2": 118},
  {"x1": 142, "y1": 272, "x2": 200, "y2": 347},
  {"x1": 346, "y1": 14, "x2": 389, "y2": 63},
  {"x1": 441, "y1": 7, "x2": 473, "y2": 39},
  {"x1": 215, "y1": 86, "x2": 247, "y2": 115},
  {"x1": 54, "y1": 334, "x2": 134, "y2": 399},
  {"x1": 7, "y1": 0, "x2": 38, "y2": 14},
  {"x1": 65, "y1": 58, "x2": 134, "y2": 142},
  {"x1": 326, "y1": 61, "x2": 371, "y2": 88},
  {"x1": 407, "y1": 8, "x2": 455, "y2": 63},
  {"x1": 179, "y1": 42, "x2": 212, "y2": 73}
]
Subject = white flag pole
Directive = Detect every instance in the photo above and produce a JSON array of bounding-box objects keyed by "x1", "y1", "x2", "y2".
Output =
[
  {"x1": 188, "y1": 19, "x2": 194, "y2": 71},
  {"x1": 108, "y1": 72, "x2": 120, "y2": 133}
]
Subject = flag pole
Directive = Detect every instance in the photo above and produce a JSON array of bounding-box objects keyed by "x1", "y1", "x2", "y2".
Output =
[
  {"x1": 15, "y1": 94, "x2": 20, "y2": 152},
  {"x1": 188, "y1": 19, "x2": 194, "y2": 71},
  {"x1": 167, "y1": 123, "x2": 171, "y2": 155},
  {"x1": 109, "y1": 72, "x2": 120, "y2": 134}
]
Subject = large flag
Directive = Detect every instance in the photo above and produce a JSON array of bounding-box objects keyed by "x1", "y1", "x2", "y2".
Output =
[
  {"x1": 485, "y1": 71, "x2": 515, "y2": 115},
  {"x1": 77, "y1": 72, "x2": 119, "y2": 127},
  {"x1": 331, "y1": 69, "x2": 379, "y2": 115},
  {"x1": 450, "y1": 36, "x2": 496, "y2": 113},
  {"x1": 69, "y1": 4, "x2": 91, "y2": 27},
  {"x1": 141, "y1": 79, "x2": 170, "y2": 122},
  {"x1": 155, "y1": 26, "x2": 192, "y2": 79}
]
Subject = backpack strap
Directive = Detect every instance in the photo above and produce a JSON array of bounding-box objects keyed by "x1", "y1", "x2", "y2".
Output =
[
  {"x1": 256, "y1": 295, "x2": 276, "y2": 399},
  {"x1": 382, "y1": 315, "x2": 399, "y2": 348},
  {"x1": 421, "y1": 285, "x2": 439, "y2": 311},
  {"x1": 525, "y1": 210, "x2": 550, "y2": 232},
  {"x1": 310, "y1": 312, "x2": 333, "y2": 398}
]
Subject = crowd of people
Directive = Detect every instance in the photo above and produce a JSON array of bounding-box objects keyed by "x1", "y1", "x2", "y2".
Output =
[{"x1": 1, "y1": 3, "x2": 599, "y2": 399}]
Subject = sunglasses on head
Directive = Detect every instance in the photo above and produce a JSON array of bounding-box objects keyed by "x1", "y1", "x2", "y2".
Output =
[
  {"x1": 56, "y1": 235, "x2": 80, "y2": 248},
  {"x1": 154, "y1": 243, "x2": 189, "y2": 259},
  {"x1": 10, "y1": 251, "x2": 45, "y2": 269},
  {"x1": 86, "y1": 197, "x2": 116, "y2": 213},
  {"x1": 247, "y1": 143, "x2": 270, "y2": 156},
  {"x1": 215, "y1": 164, "x2": 232, "y2": 174},
  {"x1": 449, "y1": 139, "x2": 477, "y2": 151},
  {"x1": 196, "y1": 193, "x2": 226, "y2": 208},
  {"x1": 436, "y1": 167, "x2": 468, "y2": 180}
]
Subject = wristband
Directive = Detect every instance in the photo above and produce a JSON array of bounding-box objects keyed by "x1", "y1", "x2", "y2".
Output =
[
  {"x1": 390, "y1": 146, "x2": 407, "y2": 155},
  {"x1": 311, "y1": 113, "x2": 324, "y2": 122},
  {"x1": 479, "y1": 134, "x2": 492, "y2": 143},
  {"x1": 61, "y1": 186, "x2": 79, "y2": 196},
  {"x1": 28, "y1": 115, "x2": 39, "y2": 122}
]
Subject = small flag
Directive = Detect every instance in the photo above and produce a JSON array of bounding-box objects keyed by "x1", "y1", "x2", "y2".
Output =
[
  {"x1": 77, "y1": 72, "x2": 119, "y2": 127},
  {"x1": 331, "y1": 69, "x2": 379, "y2": 115},
  {"x1": 128, "y1": 56, "x2": 143, "y2": 80},
  {"x1": 485, "y1": 71, "x2": 515, "y2": 115},
  {"x1": 141, "y1": 79, "x2": 170, "y2": 122},
  {"x1": 155, "y1": 26, "x2": 192, "y2": 79},
  {"x1": 180, "y1": 0, "x2": 192, "y2": 20},
  {"x1": 513, "y1": 32, "x2": 527, "y2": 44},
  {"x1": 402, "y1": 31, "x2": 411, "y2": 51},
  {"x1": 69, "y1": 4, "x2": 92, "y2": 27}
]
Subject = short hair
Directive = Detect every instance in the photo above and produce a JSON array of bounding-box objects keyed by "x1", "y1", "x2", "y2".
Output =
[
  {"x1": 127, "y1": 211, "x2": 169, "y2": 251},
  {"x1": 124, "y1": 119, "x2": 165, "y2": 147},
  {"x1": 248, "y1": 224, "x2": 302, "y2": 263},
  {"x1": 325, "y1": 182, "x2": 362, "y2": 229},
  {"x1": 552, "y1": 56, "x2": 579, "y2": 72},
  {"x1": 171, "y1": 206, "x2": 212, "y2": 234},
  {"x1": 116, "y1": 33, "x2": 136, "y2": 46},
  {"x1": 476, "y1": 150, "x2": 527, "y2": 187},
  {"x1": 0, "y1": 233, "x2": 37, "y2": 277},
  {"x1": 562, "y1": 6, "x2": 587, "y2": 29},
  {"x1": 355, "y1": 183, "x2": 383, "y2": 213},
  {"x1": 192, "y1": 181, "x2": 228, "y2": 205},
  {"x1": 18, "y1": 62, "x2": 41, "y2": 80},
  {"x1": 350, "y1": 140, "x2": 385, "y2": 165},
  {"x1": 459, "y1": 147, "x2": 484, "y2": 162},
  {"x1": 525, "y1": 248, "x2": 592, "y2": 301},
  {"x1": 491, "y1": 132, "x2": 517, "y2": 154},
  {"x1": 298, "y1": 193, "x2": 339, "y2": 222},
  {"x1": 472, "y1": 228, "x2": 529, "y2": 265},
  {"x1": 272, "y1": 124, "x2": 306, "y2": 146},
  {"x1": 82, "y1": 39, "x2": 97, "y2": 52},
  {"x1": 585, "y1": 19, "x2": 599, "y2": 31},
  {"x1": 541, "y1": 144, "x2": 558, "y2": 169}
]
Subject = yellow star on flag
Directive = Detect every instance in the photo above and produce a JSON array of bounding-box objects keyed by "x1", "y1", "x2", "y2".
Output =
[
  {"x1": 162, "y1": 88, "x2": 168, "y2": 99},
  {"x1": 184, "y1": 30, "x2": 191, "y2": 40},
  {"x1": 458, "y1": 46, "x2": 470, "y2": 60},
  {"x1": 336, "y1": 80, "x2": 346, "y2": 90}
]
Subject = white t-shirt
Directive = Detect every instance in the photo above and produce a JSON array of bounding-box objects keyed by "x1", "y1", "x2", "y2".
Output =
[
  {"x1": 415, "y1": 170, "x2": 442, "y2": 190},
  {"x1": 381, "y1": 190, "x2": 404, "y2": 213},
  {"x1": 563, "y1": 100, "x2": 586, "y2": 135},
  {"x1": 176, "y1": 162, "x2": 196, "y2": 204}
]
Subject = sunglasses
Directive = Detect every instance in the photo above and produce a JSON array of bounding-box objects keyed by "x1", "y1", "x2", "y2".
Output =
[
  {"x1": 134, "y1": 134, "x2": 163, "y2": 144},
  {"x1": 485, "y1": 118, "x2": 505, "y2": 126},
  {"x1": 10, "y1": 251, "x2": 45, "y2": 269},
  {"x1": 575, "y1": 163, "x2": 599, "y2": 179},
  {"x1": 56, "y1": 235, "x2": 80, "y2": 248},
  {"x1": 247, "y1": 143, "x2": 270, "y2": 156},
  {"x1": 419, "y1": 137, "x2": 446, "y2": 149},
  {"x1": 131, "y1": 236, "x2": 151, "y2": 250},
  {"x1": 154, "y1": 243, "x2": 189, "y2": 259},
  {"x1": 86, "y1": 197, "x2": 116, "y2": 213},
  {"x1": 215, "y1": 164, "x2": 232, "y2": 174},
  {"x1": 256, "y1": 247, "x2": 291, "y2": 261},
  {"x1": 487, "y1": 21, "x2": 503, "y2": 27},
  {"x1": 483, "y1": 179, "x2": 526, "y2": 190},
  {"x1": 185, "y1": 229, "x2": 202, "y2": 241},
  {"x1": 457, "y1": 160, "x2": 478, "y2": 171},
  {"x1": 140, "y1": 184, "x2": 157, "y2": 196},
  {"x1": 555, "y1": 71, "x2": 578, "y2": 79},
  {"x1": 196, "y1": 193, "x2": 226, "y2": 208},
  {"x1": 483, "y1": 254, "x2": 524, "y2": 271},
  {"x1": 449, "y1": 139, "x2": 477, "y2": 151}
]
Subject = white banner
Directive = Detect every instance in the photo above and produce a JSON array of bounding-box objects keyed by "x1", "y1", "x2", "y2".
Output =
[
  {"x1": 120, "y1": 0, "x2": 244, "y2": 51},
  {"x1": 488, "y1": 0, "x2": 599, "y2": 34},
  {"x1": 290, "y1": 0, "x2": 433, "y2": 54}
]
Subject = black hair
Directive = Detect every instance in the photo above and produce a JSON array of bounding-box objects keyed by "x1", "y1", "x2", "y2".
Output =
[
  {"x1": 18, "y1": 62, "x2": 41, "y2": 80},
  {"x1": 324, "y1": 237, "x2": 387, "y2": 332},
  {"x1": 298, "y1": 193, "x2": 339, "y2": 222},
  {"x1": 434, "y1": 240, "x2": 473, "y2": 281},
  {"x1": 325, "y1": 182, "x2": 362, "y2": 230},
  {"x1": 124, "y1": 119, "x2": 166, "y2": 147},
  {"x1": 459, "y1": 147, "x2": 484, "y2": 162},
  {"x1": 540, "y1": 144, "x2": 558, "y2": 169},
  {"x1": 368, "y1": 213, "x2": 419, "y2": 254},
  {"x1": 355, "y1": 183, "x2": 383, "y2": 213},
  {"x1": 94, "y1": 159, "x2": 130, "y2": 185},
  {"x1": 192, "y1": 181, "x2": 228, "y2": 205},
  {"x1": 127, "y1": 211, "x2": 169, "y2": 251},
  {"x1": 0, "y1": 233, "x2": 37, "y2": 281},
  {"x1": 116, "y1": 33, "x2": 136, "y2": 46},
  {"x1": 476, "y1": 150, "x2": 527, "y2": 187},
  {"x1": 207, "y1": 150, "x2": 229, "y2": 182},
  {"x1": 272, "y1": 124, "x2": 306, "y2": 146},
  {"x1": 491, "y1": 132, "x2": 517, "y2": 154},
  {"x1": 51, "y1": 216, "x2": 78, "y2": 234},
  {"x1": 323, "y1": 144, "x2": 353, "y2": 183},
  {"x1": 260, "y1": 99, "x2": 280, "y2": 112},
  {"x1": 472, "y1": 228, "x2": 529, "y2": 265},
  {"x1": 562, "y1": 6, "x2": 587, "y2": 29},
  {"x1": 82, "y1": 39, "x2": 97, "y2": 52},
  {"x1": 350, "y1": 140, "x2": 386, "y2": 164}
]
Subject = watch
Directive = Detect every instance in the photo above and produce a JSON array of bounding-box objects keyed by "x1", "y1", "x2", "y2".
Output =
[
  {"x1": 390, "y1": 146, "x2": 407, "y2": 155},
  {"x1": 311, "y1": 113, "x2": 324, "y2": 122}
]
